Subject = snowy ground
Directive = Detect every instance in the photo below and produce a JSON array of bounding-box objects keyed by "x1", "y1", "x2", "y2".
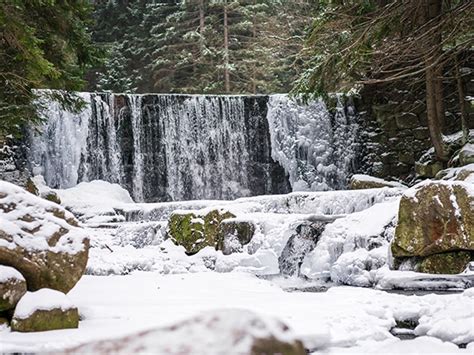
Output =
[
  {"x1": 1, "y1": 272, "x2": 473, "y2": 353},
  {"x1": 1, "y1": 180, "x2": 473, "y2": 353}
]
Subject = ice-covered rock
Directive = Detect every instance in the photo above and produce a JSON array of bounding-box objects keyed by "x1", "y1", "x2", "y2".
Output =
[
  {"x1": 0, "y1": 180, "x2": 89, "y2": 292},
  {"x1": 62, "y1": 309, "x2": 305, "y2": 355},
  {"x1": 11, "y1": 288, "x2": 78, "y2": 332},
  {"x1": 350, "y1": 174, "x2": 406, "y2": 190},
  {"x1": 116, "y1": 221, "x2": 165, "y2": 248},
  {"x1": 392, "y1": 180, "x2": 473, "y2": 274},
  {"x1": 279, "y1": 221, "x2": 328, "y2": 276},
  {"x1": 216, "y1": 218, "x2": 256, "y2": 255},
  {"x1": 301, "y1": 200, "x2": 399, "y2": 285},
  {"x1": 0, "y1": 265, "x2": 26, "y2": 311}
]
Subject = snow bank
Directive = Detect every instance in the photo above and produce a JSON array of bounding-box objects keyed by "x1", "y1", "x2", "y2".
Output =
[
  {"x1": 55, "y1": 180, "x2": 133, "y2": 222},
  {"x1": 13, "y1": 289, "x2": 75, "y2": 319}
]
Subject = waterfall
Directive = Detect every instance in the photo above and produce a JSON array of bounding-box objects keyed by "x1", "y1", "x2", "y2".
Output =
[
  {"x1": 267, "y1": 94, "x2": 359, "y2": 191},
  {"x1": 27, "y1": 92, "x2": 358, "y2": 202}
]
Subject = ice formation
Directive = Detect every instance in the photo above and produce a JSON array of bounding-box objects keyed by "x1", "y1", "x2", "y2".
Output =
[{"x1": 27, "y1": 93, "x2": 358, "y2": 202}]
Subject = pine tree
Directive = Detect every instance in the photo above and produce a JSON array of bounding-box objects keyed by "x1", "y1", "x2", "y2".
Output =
[{"x1": 0, "y1": 0, "x2": 102, "y2": 137}]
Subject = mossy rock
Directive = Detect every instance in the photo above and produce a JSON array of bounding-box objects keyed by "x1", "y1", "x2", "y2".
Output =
[
  {"x1": 43, "y1": 191, "x2": 61, "y2": 205},
  {"x1": 417, "y1": 251, "x2": 473, "y2": 274},
  {"x1": 392, "y1": 182, "x2": 474, "y2": 258},
  {"x1": 415, "y1": 161, "x2": 443, "y2": 178},
  {"x1": 11, "y1": 307, "x2": 79, "y2": 332},
  {"x1": 0, "y1": 266, "x2": 27, "y2": 312},
  {"x1": 217, "y1": 219, "x2": 256, "y2": 255},
  {"x1": 168, "y1": 209, "x2": 235, "y2": 255},
  {"x1": 25, "y1": 178, "x2": 39, "y2": 196}
]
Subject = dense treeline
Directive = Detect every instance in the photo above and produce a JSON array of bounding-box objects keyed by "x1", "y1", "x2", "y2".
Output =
[
  {"x1": 89, "y1": 0, "x2": 317, "y2": 94},
  {"x1": 0, "y1": 0, "x2": 472, "y2": 170}
]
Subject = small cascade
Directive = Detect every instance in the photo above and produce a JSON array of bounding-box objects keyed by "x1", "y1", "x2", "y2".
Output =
[{"x1": 27, "y1": 92, "x2": 359, "y2": 202}]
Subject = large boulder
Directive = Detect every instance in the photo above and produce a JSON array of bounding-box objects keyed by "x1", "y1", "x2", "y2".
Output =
[
  {"x1": 62, "y1": 309, "x2": 306, "y2": 355},
  {"x1": 168, "y1": 208, "x2": 235, "y2": 254},
  {"x1": 0, "y1": 265, "x2": 27, "y2": 311},
  {"x1": 0, "y1": 180, "x2": 89, "y2": 293},
  {"x1": 392, "y1": 181, "x2": 474, "y2": 274},
  {"x1": 216, "y1": 219, "x2": 256, "y2": 255},
  {"x1": 11, "y1": 288, "x2": 79, "y2": 332},
  {"x1": 349, "y1": 174, "x2": 405, "y2": 190}
]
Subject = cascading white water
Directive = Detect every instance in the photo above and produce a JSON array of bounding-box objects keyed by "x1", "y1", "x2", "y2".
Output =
[
  {"x1": 267, "y1": 94, "x2": 358, "y2": 191},
  {"x1": 27, "y1": 92, "x2": 358, "y2": 202},
  {"x1": 29, "y1": 93, "x2": 92, "y2": 189}
]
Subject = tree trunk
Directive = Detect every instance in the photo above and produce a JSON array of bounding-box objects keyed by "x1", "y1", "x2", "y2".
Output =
[
  {"x1": 251, "y1": 1, "x2": 257, "y2": 94},
  {"x1": 455, "y1": 56, "x2": 469, "y2": 145},
  {"x1": 424, "y1": 0, "x2": 448, "y2": 162},
  {"x1": 199, "y1": 0, "x2": 205, "y2": 51},
  {"x1": 223, "y1": 2, "x2": 230, "y2": 93},
  {"x1": 426, "y1": 66, "x2": 448, "y2": 162}
]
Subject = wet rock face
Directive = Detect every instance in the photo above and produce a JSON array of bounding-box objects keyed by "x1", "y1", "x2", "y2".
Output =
[
  {"x1": 392, "y1": 181, "x2": 474, "y2": 274},
  {"x1": 0, "y1": 181, "x2": 89, "y2": 293},
  {"x1": 279, "y1": 221, "x2": 327, "y2": 276}
]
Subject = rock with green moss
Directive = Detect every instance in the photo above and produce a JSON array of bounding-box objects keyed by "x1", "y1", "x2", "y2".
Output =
[
  {"x1": 415, "y1": 161, "x2": 443, "y2": 178},
  {"x1": 168, "y1": 209, "x2": 235, "y2": 254},
  {"x1": 217, "y1": 219, "x2": 256, "y2": 255},
  {"x1": 0, "y1": 266, "x2": 27, "y2": 312},
  {"x1": 0, "y1": 180, "x2": 89, "y2": 293},
  {"x1": 11, "y1": 289, "x2": 78, "y2": 332},
  {"x1": 392, "y1": 181, "x2": 474, "y2": 264},
  {"x1": 417, "y1": 251, "x2": 472, "y2": 274}
]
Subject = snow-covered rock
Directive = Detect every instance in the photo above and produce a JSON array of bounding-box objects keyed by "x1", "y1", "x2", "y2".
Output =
[
  {"x1": 350, "y1": 174, "x2": 406, "y2": 190},
  {"x1": 436, "y1": 163, "x2": 474, "y2": 183},
  {"x1": 0, "y1": 180, "x2": 89, "y2": 292},
  {"x1": 63, "y1": 309, "x2": 305, "y2": 355},
  {"x1": 458, "y1": 143, "x2": 474, "y2": 166},
  {"x1": 11, "y1": 288, "x2": 78, "y2": 332},
  {"x1": 0, "y1": 265, "x2": 26, "y2": 311},
  {"x1": 29, "y1": 175, "x2": 61, "y2": 204}
]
